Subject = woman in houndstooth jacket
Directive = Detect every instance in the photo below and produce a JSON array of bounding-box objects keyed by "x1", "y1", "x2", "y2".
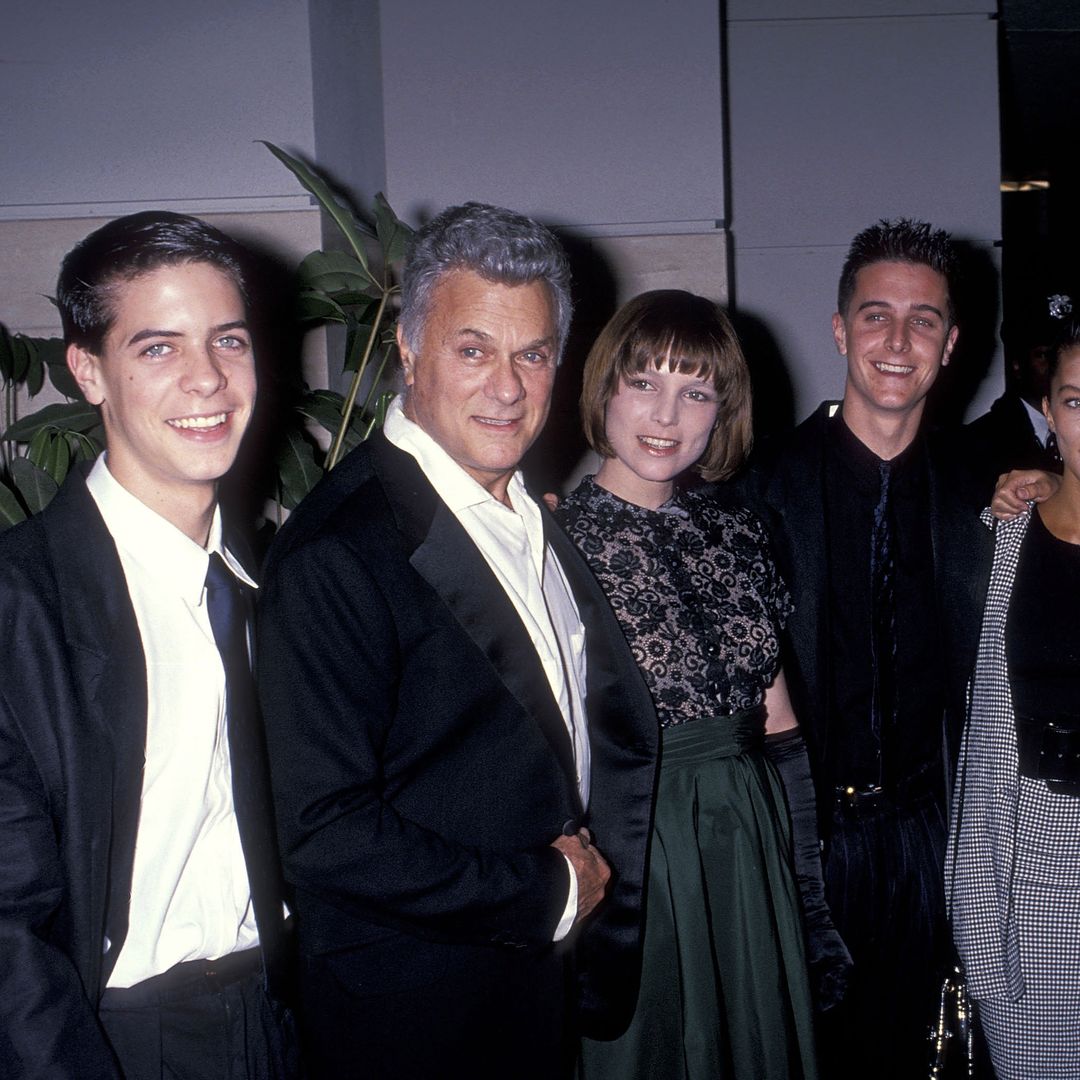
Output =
[{"x1": 947, "y1": 314, "x2": 1080, "y2": 1079}]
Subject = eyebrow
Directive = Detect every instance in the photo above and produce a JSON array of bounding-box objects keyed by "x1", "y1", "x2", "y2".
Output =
[
  {"x1": 455, "y1": 326, "x2": 494, "y2": 343},
  {"x1": 126, "y1": 320, "x2": 249, "y2": 347},
  {"x1": 855, "y1": 299, "x2": 945, "y2": 319},
  {"x1": 454, "y1": 328, "x2": 555, "y2": 352},
  {"x1": 517, "y1": 336, "x2": 555, "y2": 352}
]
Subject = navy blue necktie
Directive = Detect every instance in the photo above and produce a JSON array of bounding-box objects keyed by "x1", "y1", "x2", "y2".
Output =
[
  {"x1": 869, "y1": 462, "x2": 898, "y2": 743},
  {"x1": 204, "y1": 553, "x2": 283, "y2": 975}
]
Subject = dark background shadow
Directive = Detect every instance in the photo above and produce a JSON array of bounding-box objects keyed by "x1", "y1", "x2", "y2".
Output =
[
  {"x1": 220, "y1": 240, "x2": 305, "y2": 541},
  {"x1": 925, "y1": 236, "x2": 1001, "y2": 430},
  {"x1": 524, "y1": 231, "x2": 619, "y2": 496},
  {"x1": 728, "y1": 310, "x2": 796, "y2": 447}
]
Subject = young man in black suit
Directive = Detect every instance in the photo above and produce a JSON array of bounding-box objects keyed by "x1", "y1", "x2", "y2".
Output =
[
  {"x1": 257, "y1": 202, "x2": 659, "y2": 1079},
  {"x1": 0, "y1": 212, "x2": 295, "y2": 1079},
  {"x1": 733, "y1": 220, "x2": 992, "y2": 1078}
]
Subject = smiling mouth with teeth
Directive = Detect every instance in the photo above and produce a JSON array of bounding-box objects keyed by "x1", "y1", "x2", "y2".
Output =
[
  {"x1": 167, "y1": 412, "x2": 228, "y2": 430},
  {"x1": 639, "y1": 436, "x2": 678, "y2": 449},
  {"x1": 874, "y1": 362, "x2": 914, "y2": 375}
]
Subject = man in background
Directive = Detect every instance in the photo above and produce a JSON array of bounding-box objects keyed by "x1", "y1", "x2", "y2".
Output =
[{"x1": 963, "y1": 284, "x2": 1070, "y2": 493}]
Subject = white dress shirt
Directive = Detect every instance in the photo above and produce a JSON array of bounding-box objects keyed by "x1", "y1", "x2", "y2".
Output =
[
  {"x1": 86, "y1": 455, "x2": 259, "y2": 987},
  {"x1": 1021, "y1": 396, "x2": 1052, "y2": 448},
  {"x1": 383, "y1": 397, "x2": 589, "y2": 937}
]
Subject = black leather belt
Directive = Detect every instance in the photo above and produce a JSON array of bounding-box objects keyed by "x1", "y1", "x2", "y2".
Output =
[
  {"x1": 1016, "y1": 714, "x2": 1080, "y2": 794},
  {"x1": 100, "y1": 946, "x2": 262, "y2": 1008},
  {"x1": 833, "y1": 761, "x2": 941, "y2": 813}
]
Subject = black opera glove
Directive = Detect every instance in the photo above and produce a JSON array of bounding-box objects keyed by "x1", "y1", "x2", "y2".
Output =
[{"x1": 765, "y1": 727, "x2": 853, "y2": 1013}]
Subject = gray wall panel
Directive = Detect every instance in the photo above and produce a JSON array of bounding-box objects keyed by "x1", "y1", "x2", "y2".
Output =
[
  {"x1": 2, "y1": 0, "x2": 317, "y2": 218},
  {"x1": 727, "y1": 15, "x2": 1000, "y2": 248},
  {"x1": 378, "y1": 0, "x2": 725, "y2": 230}
]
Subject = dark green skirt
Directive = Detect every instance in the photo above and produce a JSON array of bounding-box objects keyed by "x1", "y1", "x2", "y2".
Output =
[{"x1": 581, "y1": 710, "x2": 818, "y2": 1079}]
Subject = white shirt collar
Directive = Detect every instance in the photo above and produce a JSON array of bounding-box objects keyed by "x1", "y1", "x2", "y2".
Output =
[
  {"x1": 382, "y1": 394, "x2": 532, "y2": 515},
  {"x1": 84, "y1": 455, "x2": 256, "y2": 606},
  {"x1": 1020, "y1": 396, "x2": 1052, "y2": 448}
]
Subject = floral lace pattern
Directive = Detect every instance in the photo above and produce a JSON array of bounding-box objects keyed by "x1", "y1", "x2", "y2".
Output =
[{"x1": 557, "y1": 476, "x2": 791, "y2": 727}]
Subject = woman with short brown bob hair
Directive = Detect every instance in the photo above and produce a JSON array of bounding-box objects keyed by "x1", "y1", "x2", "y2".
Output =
[
  {"x1": 558, "y1": 290, "x2": 825, "y2": 1079},
  {"x1": 579, "y1": 289, "x2": 752, "y2": 483}
]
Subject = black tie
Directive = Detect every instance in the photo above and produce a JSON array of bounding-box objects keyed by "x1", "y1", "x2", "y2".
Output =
[
  {"x1": 204, "y1": 553, "x2": 283, "y2": 979},
  {"x1": 870, "y1": 461, "x2": 898, "y2": 744}
]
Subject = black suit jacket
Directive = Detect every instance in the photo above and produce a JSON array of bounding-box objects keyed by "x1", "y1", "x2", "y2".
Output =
[
  {"x1": 729, "y1": 403, "x2": 991, "y2": 816},
  {"x1": 0, "y1": 466, "x2": 285, "y2": 1079},
  {"x1": 961, "y1": 392, "x2": 1062, "y2": 501},
  {"x1": 256, "y1": 433, "x2": 659, "y2": 1057}
]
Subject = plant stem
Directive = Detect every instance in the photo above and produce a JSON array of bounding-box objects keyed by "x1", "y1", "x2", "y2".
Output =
[
  {"x1": 326, "y1": 289, "x2": 391, "y2": 470},
  {"x1": 358, "y1": 343, "x2": 393, "y2": 419},
  {"x1": 1, "y1": 380, "x2": 12, "y2": 471}
]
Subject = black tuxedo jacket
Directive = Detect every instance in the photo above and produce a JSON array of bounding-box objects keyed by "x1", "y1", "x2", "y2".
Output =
[
  {"x1": 257, "y1": 433, "x2": 659, "y2": 1059},
  {"x1": 0, "y1": 466, "x2": 286, "y2": 1079},
  {"x1": 961, "y1": 392, "x2": 1062, "y2": 501},
  {"x1": 729, "y1": 403, "x2": 992, "y2": 815}
]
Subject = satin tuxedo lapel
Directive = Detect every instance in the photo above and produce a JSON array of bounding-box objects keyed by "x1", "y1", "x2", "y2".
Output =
[
  {"x1": 541, "y1": 512, "x2": 660, "y2": 1036},
  {"x1": 37, "y1": 467, "x2": 147, "y2": 992},
  {"x1": 369, "y1": 435, "x2": 581, "y2": 807}
]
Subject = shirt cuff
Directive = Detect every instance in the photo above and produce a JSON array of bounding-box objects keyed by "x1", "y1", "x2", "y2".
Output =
[{"x1": 553, "y1": 853, "x2": 578, "y2": 941}]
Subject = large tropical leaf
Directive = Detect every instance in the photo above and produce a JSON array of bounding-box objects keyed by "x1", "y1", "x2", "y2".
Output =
[
  {"x1": 0, "y1": 330, "x2": 64, "y2": 397},
  {"x1": 369, "y1": 390, "x2": 395, "y2": 432},
  {"x1": 297, "y1": 389, "x2": 347, "y2": 436},
  {"x1": 276, "y1": 428, "x2": 323, "y2": 510},
  {"x1": 10, "y1": 333, "x2": 31, "y2": 383},
  {"x1": 4, "y1": 401, "x2": 102, "y2": 442},
  {"x1": 343, "y1": 323, "x2": 378, "y2": 373},
  {"x1": 0, "y1": 325, "x2": 14, "y2": 382},
  {"x1": 44, "y1": 342, "x2": 83, "y2": 400},
  {"x1": 260, "y1": 141, "x2": 377, "y2": 280},
  {"x1": 23, "y1": 336, "x2": 46, "y2": 396},
  {"x1": 297, "y1": 290, "x2": 348, "y2": 325},
  {"x1": 40, "y1": 431, "x2": 72, "y2": 487},
  {"x1": 65, "y1": 429, "x2": 101, "y2": 462},
  {"x1": 298, "y1": 251, "x2": 379, "y2": 298},
  {"x1": 10, "y1": 457, "x2": 59, "y2": 514},
  {"x1": 374, "y1": 192, "x2": 413, "y2": 267},
  {"x1": 0, "y1": 479, "x2": 27, "y2": 530}
]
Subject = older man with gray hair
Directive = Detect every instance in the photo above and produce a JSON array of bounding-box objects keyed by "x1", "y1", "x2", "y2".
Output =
[{"x1": 257, "y1": 202, "x2": 659, "y2": 1079}]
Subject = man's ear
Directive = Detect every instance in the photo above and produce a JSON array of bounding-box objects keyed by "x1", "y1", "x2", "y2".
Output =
[
  {"x1": 66, "y1": 344, "x2": 106, "y2": 406},
  {"x1": 831, "y1": 312, "x2": 848, "y2": 357},
  {"x1": 395, "y1": 324, "x2": 415, "y2": 388},
  {"x1": 941, "y1": 324, "x2": 960, "y2": 368}
]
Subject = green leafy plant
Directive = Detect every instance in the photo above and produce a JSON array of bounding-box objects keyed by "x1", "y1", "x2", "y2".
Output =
[
  {"x1": 0, "y1": 325, "x2": 104, "y2": 529},
  {"x1": 262, "y1": 142, "x2": 412, "y2": 511}
]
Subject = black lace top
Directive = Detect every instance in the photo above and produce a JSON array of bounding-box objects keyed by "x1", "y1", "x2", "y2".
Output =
[{"x1": 557, "y1": 476, "x2": 792, "y2": 728}]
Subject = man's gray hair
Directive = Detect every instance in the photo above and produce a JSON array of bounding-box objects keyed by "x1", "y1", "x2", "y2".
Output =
[{"x1": 398, "y1": 202, "x2": 573, "y2": 360}]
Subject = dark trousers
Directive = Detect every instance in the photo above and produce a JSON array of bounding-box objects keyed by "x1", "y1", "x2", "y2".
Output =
[
  {"x1": 298, "y1": 941, "x2": 572, "y2": 1080},
  {"x1": 817, "y1": 786, "x2": 948, "y2": 1080},
  {"x1": 98, "y1": 949, "x2": 298, "y2": 1080}
]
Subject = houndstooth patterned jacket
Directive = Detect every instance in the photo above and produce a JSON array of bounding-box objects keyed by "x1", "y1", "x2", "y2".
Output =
[
  {"x1": 947, "y1": 508, "x2": 1080, "y2": 1003},
  {"x1": 946, "y1": 508, "x2": 1026, "y2": 1002}
]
